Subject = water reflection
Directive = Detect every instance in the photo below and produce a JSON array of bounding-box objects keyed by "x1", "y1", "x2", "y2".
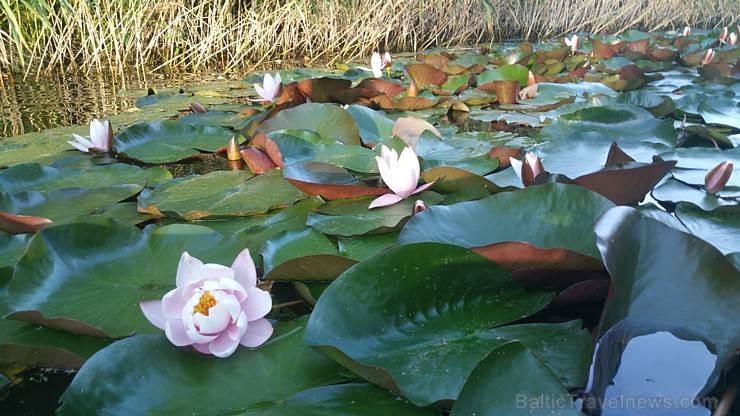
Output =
[
  {"x1": 0, "y1": 72, "x2": 233, "y2": 138},
  {"x1": 582, "y1": 319, "x2": 717, "y2": 415}
]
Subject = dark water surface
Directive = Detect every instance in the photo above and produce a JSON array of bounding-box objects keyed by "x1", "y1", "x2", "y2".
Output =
[{"x1": 0, "y1": 71, "x2": 239, "y2": 138}]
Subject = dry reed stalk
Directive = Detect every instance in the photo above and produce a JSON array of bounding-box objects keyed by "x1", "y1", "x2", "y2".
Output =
[{"x1": 0, "y1": 0, "x2": 737, "y2": 76}]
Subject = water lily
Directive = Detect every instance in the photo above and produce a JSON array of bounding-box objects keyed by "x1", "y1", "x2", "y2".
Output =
[
  {"x1": 140, "y1": 249, "x2": 274, "y2": 358},
  {"x1": 729, "y1": 32, "x2": 737, "y2": 46},
  {"x1": 369, "y1": 145, "x2": 434, "y2": 209},
  {"x1": 509, "y1": 153, "x2": 544, "y2": 187},
  {"x1": 701, "y1": 48, "x2": 715, "y2": 65},
  {"x1": 682, "y1": 26, "x2": 691, "y2": 37},
  {"x1": 253, "y1": 73, "x2": 282, "y2": 103},
  {"x1": 359, "y1": 51, "x2": 391, "y2": 78},
  {"x1": 66, "y1": 118, "x2": 112, "y2": 153},
  {"x1": 718, "y1": 27, "x2": 728, "y2": 44},
  {"x1": 564, "y1": 35, "x2": 579, "y2": 54},
  {"x1": 705, "y1": 161, "x2": 733, "y2": 194}
]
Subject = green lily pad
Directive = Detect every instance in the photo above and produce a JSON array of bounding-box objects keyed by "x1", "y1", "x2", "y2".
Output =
[
  {"x1": 697, "y1": 95, "x2": 740, "y2": 129},
  {"x1": 337, "y1": 232, "x2": 399, "y2": 261},
  {"x1": 345, "y1": 105, "x2": 396, "y2": 145},
  {"x1": 534, "y1": 104, "x2": 677, "y2": 178},
  {"x1": 58, "y1": 317, "x2": 351, "y2": 415},
  {"x1": 305, "y1": 243, "x2": 588, "y2": 406},
  {"x1": 307, "y1": 193, "x2": 443, "y2": 238},
  {"x1": 138, "y1": 169, "x2": 306, "y2": 220},
  {"x1": 0, "y1": 163, "x2": 171, "y2": 193},
  {"x1": 114, "y1": 120, "x2": 235, "y2": 164},
  {"x1": 0, "y1": 185, "x2": 143, "y2": 221},
  {"x1": 658, "y1": 147, "x2": 740, "y2": 189},
  {"x1": 477, "y1": 64, "x2": 530, "y2": 86},
  {"x1": 261, "y1": 228, "x2": 339, "y2": 275},
  {"x1": 234, "y1": 383, "x2": 434, "y2": 416},
  {"x1": 3, "y1": 217, "x2": 243, "y2": 338},
  {"x1": 0, "y1": 318, "x2": 113, "y2": 369},
  {"x1": 594, "y1": 207, "x2": 740, "y2": 388},
  {"x1": 674, "y1": 204, "x2": 740, "y2": 255},
  {"x1": 652, "y1": 178, "x2": 738, "y2": 211},
  {"x1": 450, "y1": 342, "x2": 582, "y2": 416},
  {"x1": 399, "y1": 183, "x2": 615, "y2": 260},
  {"x1": 178, "y1": 110, "x2": 249, "y2": 128},
  {"x1": 0, "y1": 233, "x2": 32, "y2": 269},
  {"x1": 257, "y1": 103, "x2": 361, "y2": 146}
]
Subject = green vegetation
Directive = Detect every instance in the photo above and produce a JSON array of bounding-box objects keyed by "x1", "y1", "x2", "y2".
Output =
[{"x1": 0, "y1": 0, "x2": 737, "y2": 75}]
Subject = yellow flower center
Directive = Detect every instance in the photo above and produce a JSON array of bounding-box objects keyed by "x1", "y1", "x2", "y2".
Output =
[{"x1": 193, "y1": 291, "x2": 217, "y2": 316}]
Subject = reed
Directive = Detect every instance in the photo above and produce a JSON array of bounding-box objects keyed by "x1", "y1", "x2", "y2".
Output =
[{"x1": 0, "y1": 0, "x2": 737, "y2": 76}]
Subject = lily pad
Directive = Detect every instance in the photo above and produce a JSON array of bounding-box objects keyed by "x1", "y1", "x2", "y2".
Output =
[
  {"x1": 594, "y1": 206, "x2": 740, "y2": 390},
  {"x1": 3, "y1": 217, "x2": 243, "y2": 338},
  {"x1": 114, "y1": 120, "x2": 235, "y2": 164},
  {"x1": 138, "y1": 169, "x2": 306, "y2": 220},
  {"x1": 306, "y1": 193, "x2": 443, "y2": 238},
  {"x1": 399, "y1": 183, "x2": 615, "y2": 260},
  {"x1": 0, "y1": 163, "x2": 171, "y2": 193},
  {"x1": 674, "y1": 204, "x2": 740, "y2": 255},
  {"x1": 450, "y1": 342, "x2": 583, "y2": 416},
  {"x1": 305, "y1": 243, "x2": 589, "y2": 406},
  {"x1": 534, "y1": 104, "x2": 677, "y2": 178},
  {"x1": 257, "y1": 103, "x2": 361, "y2": 146},
  {"x1": 58, "y1": 317, "x2": 351, "y2": 415}
]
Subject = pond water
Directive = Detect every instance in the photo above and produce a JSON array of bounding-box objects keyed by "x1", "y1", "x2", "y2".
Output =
[{"x1": 0, "y1": 71, "x2": 239, "y2": 138}]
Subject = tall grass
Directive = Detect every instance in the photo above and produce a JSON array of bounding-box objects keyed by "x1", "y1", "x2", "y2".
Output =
[{"x1": 0, "y1": 0, "x2": 737, "y2": 76}]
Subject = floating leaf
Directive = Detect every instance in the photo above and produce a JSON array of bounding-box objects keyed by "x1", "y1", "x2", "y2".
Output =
[
  {"x1": 283, "y1": 162, "x2": 386, "y2": 200},
  {"x1": 59, "y1": 318, "x2": 351, "y2": 414},
  {"x1": 305, "y1": 243, "x2": 589, "y2": 406},
  {"x1": 257, "y1": 103, "x2": 361, "y2": 146},
  {"x1": 114, "y1": 120, "x2": 235, "y2": 164},
  {"x1": 405, "y1": 63, "x2": 447, "y2": 88},
  {"x1": 399, "y1": 184, "x2": 615, "y2": 261},
  {"x1": 138, "y1": 169, "x2": 306, "y2": 220},
  {"x1": 594, "y1": 207, "x2": 740, "y2": 389},
  {"x1": 3, "y1": 217, "x2": 243, "y2": 338}
]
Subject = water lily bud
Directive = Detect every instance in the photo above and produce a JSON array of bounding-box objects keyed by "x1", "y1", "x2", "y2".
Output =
[
  {"x1": 227, "y1": 136, "x2": 242, "y2": 160},
  {"x1": 382, "y1": 52, "x2": 392, "y2": 68},
  {"x1": 719, "y1": 27, "x2": 728, "y2": 44},
  {"x1": 526, "y1": 71, "x2": 537, "y2": 87},
  {"x1": 701, "y1": 49, "x2": 715, "y2": 66},
  {"x1": 189, "y1": 101, "x2": 207, "y2": 113},
  {"x1": 682, "y1": 26, "x2": 691, "y2": 37},
  {"x1": 705, "y1": 161, "x2": 733, "y2": 194},
  {"x1": 729, "y1": 32, "x2": 737, "y2": 46},
  {"x1": 407, "y1": 79, "x2": 418, "y2": 97},
  {"x1": 564, "y1": 35, "x2": 579, "y2": 54},
  {"x1": 412, "y1": 200, "x2": 427, "y2": 215}
]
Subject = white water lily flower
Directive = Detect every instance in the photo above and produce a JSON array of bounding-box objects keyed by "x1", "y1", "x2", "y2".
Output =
[
  {"x1": 564, "y1": 35, "x2": 579, "y2": 54},
  {"x1": 358, "y1": 51, "x2": 389, "y2": 78},
  {"x1": 67, "y1": 119, "x2": 112, "y2": 153},
  {"x1": 682, "y1": 26, "x2": 691, "y2": 37},
  {"x1": 369, "y1": 145, "x2": 434, "y2": 209},
  {"x1": 253, "y1": 73, "x2": 282, "y2": 103}
]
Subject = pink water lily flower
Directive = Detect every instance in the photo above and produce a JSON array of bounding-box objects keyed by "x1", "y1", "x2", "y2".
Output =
[
  {"x1": 140, "y1": 249, "x2": 274, "y2": 358},
  {"x1": 67, "y1": 118, "x2": 112, "y2": 153},
  {"x1": 253, "y1": 73, "x2": 282, "y2": 103},
  {"x1": 701, "y1": 49, "x2": 715, "y2": 65},
  {"x1": 510, "y1": 153, "x2": 545, "y2": 187},
  {"x1": 369, "y1": 145, "x2": 434, "y2": 209}
]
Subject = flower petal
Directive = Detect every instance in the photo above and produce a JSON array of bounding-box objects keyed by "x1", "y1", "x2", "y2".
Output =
[
  {"x1": 67, "y1": 140, "x2": 91, "y2": 153},
  {"x1": 371, "y1": 52, "x2": 382, "y2": 78},
  {"x1": 509, "y1": 157, "x2": 523, "y2": 182},
  {"x1": 161, "y1": 288, "x2": 188, "y2": 319},
  {"x1": 230, "y1": 248, "x2": 257, "y2": 288},
  {"x1": 165, "y1": 319, "x2": 193, "y2": 346},
  {"x1": 175, "y1": 252, "x2": 205, "y2": 287},
  {"x1": 410, "y1": 180, "x2": 435, "y2": 196},
  {"x1": 239, "y1": 318, "x2": 274, "y2": 348},
  {"x1": 140, "y1": 300, "x2": 166, "y2": 330},
  {"x1": 368, "y1": 193, "x2": 405, "y2": 209},
  {"x1": 197, "y1": 304, "x2": 231, "y2": 334},
  {"x1": 208, "y1": 330, "x2": 241, "y2": 357},
  {"x1": 243, "y1": 287, "x2": 272, "y2": 321}
]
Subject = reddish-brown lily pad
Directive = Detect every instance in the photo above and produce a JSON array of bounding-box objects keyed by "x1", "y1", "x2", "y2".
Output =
[
  {"x1": 0, "y1": 211, "x2": 52, "y2": 234},
  {"x1": 471, "y1": 241, "x2": 605, "y2": 271},
  {"x1": 574, "y1": 160, "x2": 677, "y2": 205},
  {"x1": 357, "y1": 78, "x2": 406, "y2": 99},
  {"x1": 298, "y1": 77, "x2": 352, "y2": 103},
  {"x1": 283, "y1": 162, "x2": 387, "y2": 200},
  {"x1": 405, "y1": 63, "x2": 448, "y2": 88},
  {"x1": 391, "y1": 117, "x2": 443, "y2": 148}
]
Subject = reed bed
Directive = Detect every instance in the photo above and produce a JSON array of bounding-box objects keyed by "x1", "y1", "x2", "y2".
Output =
[{"x1": 0, "y1": 0, "x2": 737, "y2": 76}]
